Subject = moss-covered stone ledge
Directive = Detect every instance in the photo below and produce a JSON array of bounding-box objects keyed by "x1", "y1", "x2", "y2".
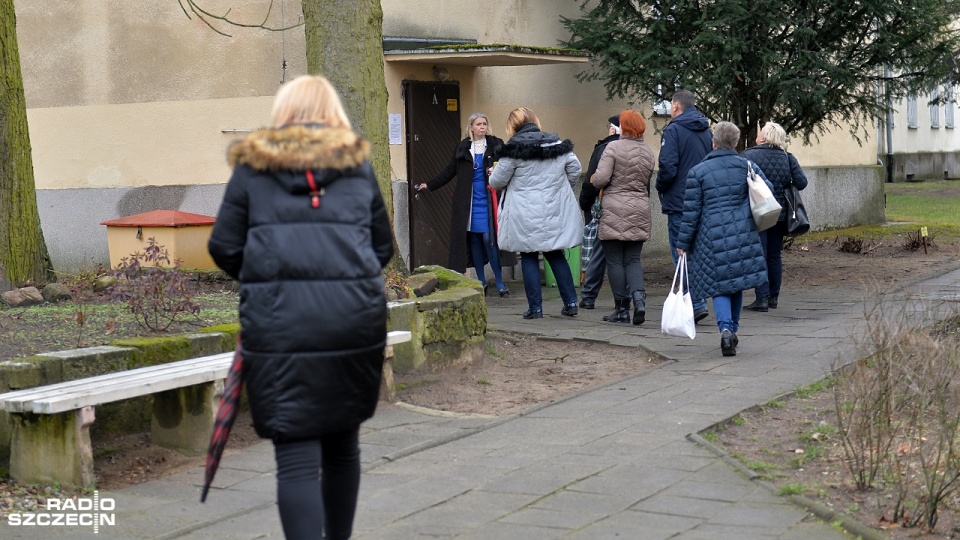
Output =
[
  {"x1": 0, "y1": 323, "x2": 240, "y2": 475},
  {"x1": 388, "y1": 265, "x2": 486, "y2": 373}
]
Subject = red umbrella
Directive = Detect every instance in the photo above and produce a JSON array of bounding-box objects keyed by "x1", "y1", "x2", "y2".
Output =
[{"x1": 201, "y1": 335, "x2": 245, "y2": 503}]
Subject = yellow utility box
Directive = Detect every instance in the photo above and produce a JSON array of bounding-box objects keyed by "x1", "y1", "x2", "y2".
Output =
[{"x1": 101, "y1": 210, "x2": 217, "y2": 270}]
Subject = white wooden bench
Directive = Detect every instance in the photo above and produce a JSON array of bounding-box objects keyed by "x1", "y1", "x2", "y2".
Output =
[{"x1": 0, "y1": 330, "x2": 412, "y2": 488}]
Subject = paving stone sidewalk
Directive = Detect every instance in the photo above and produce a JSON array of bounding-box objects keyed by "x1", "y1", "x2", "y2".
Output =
[{"x1": 3, "y1": 268, "x2": 959, "y2": 539}]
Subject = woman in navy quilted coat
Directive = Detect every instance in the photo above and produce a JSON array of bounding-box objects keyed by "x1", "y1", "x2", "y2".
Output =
[
  {"x1": 741, "y1": 122, "x2": 809, "y2": 312},
  {"x1": 208, "y1": 75, "x2": 393, "y2": 540},
  {"x1": 676, "y1": 122, "x2": 770, "y2": 357}
]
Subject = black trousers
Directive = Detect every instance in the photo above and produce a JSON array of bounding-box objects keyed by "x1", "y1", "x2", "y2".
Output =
[{"x1": 273, "y1": 426, "x2": 361, "y2": 540}]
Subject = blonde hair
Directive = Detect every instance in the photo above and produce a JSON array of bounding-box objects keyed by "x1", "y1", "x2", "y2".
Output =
[
  {"x1": 270, "y1": 75, "x2": 351, "y2": 129},
  {"x1": 466, "y1": 112, "x2": 489, "y2": 140},
  {"x1": 760, "y1": 121, "x2": 788, "y2": 148},
  {"x1": 505, "y1": 107, "x2": 541, "y2": 137}
]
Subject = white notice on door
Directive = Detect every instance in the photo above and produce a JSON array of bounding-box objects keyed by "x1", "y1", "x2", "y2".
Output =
[{"x1": 389, "y1": 114, "x2": 402, "y2": 145}]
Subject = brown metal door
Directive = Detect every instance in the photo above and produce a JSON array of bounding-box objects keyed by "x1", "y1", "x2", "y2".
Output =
[{"x1": 405, "y1": 81, "x2": 461, "y2": 271}]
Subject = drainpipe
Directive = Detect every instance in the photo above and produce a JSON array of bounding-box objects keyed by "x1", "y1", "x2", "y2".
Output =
[{"x1": 885, "y1": 65, "x2": 894, "y2": 183}]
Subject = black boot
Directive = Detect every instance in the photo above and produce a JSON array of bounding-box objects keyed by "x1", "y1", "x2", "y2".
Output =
[
  {"x1": 630, "y1": 290, "x2": 646, "y2": 325},
  {"x1": 768, "y1": 295, "x2": 778, "y2": 309},
  {"x1": 602, "y1": 298, "x2": 631, "y2": 323},
  {"x1": 745, "y1": 296, "x2": 769, "y2": 312},
  {"x1": 721, "y1": 329, "x2": 738, "y2": 356}
]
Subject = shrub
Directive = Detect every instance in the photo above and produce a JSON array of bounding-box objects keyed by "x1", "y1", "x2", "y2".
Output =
[
  {"x1": 59, "y1": 263, "x2": 110, "y2": 347},
  {"x1": 835, "y1": 291, "x2": 960, "y2": 531},
  {"x1": 108, "y1": 238, "x2": 201, "y2": 332}
]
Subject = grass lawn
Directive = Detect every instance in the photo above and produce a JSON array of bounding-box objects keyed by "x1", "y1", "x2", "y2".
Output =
[{"x1": 807, "y1": 180, "x2": 960, "y2": 241}]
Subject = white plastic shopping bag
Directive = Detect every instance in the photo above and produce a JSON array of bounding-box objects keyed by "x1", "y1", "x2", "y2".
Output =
[{"x1": 661, "y1": 253, "x2": 696, "y2": 339}]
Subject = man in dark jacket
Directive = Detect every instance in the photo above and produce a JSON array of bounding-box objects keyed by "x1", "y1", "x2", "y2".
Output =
[
  {"x1": 656, "y1": 89, "x2": 712, "y2": 322},
  {"x1": 577, "y1": 114, "x2": 621, "y2": 309}
]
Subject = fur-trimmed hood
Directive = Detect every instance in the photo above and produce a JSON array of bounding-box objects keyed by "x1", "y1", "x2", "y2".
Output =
[
  {"x1": 228, "y1": 124, "x2": 371, "y2": 173},
  {"x1": 498, "y1": 123, "x2": 574, "y2": 161}
]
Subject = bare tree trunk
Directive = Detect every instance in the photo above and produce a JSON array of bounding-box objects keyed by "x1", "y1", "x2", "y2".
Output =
[
  {"x1": 301, "y1": 0, "x2": 404, "y2": 272},
  {"x1": 0, "y1": 0, "x2": 54, "y2": 291}
]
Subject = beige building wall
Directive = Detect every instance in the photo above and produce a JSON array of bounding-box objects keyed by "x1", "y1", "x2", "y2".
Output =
[
  {"x1": 18, "y1": 0, "x2": 305, "y2": 190},
  {"x1": 18, "y1": 0, "x2": 880, "y2": 273},
  {"x1": 790, "y1": 130, "x2": 875, "y2": 168}
]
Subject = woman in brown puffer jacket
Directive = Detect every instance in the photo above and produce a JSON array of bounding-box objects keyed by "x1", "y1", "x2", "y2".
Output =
[{"x1": 590, "y1": 109, "x2": 655, "y2": 325}]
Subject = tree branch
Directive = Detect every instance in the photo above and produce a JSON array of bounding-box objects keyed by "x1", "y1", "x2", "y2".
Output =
[{"x1": 178, "y1": 0, "x2": 303, "y2": 38}]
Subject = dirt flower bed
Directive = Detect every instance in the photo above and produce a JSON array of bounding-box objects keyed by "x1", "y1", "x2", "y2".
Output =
[
  {"x1": 394, "y1": 332, "x2": 662, "y2": 417},
  {"x1": 0, "y1": 273, "x2": 240, "y2": 361},
  {"x1": 711, "y1": 314, "x2": 960, "y2": 540}
]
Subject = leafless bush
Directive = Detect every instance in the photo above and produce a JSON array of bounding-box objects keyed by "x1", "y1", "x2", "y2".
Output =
[
  {"x1": 889, "y1": 332, "x2": 960, "y2": 529},
  {"x1": 902, "y1": 229, "x2": 936, "y2": 252},
  {"x1": 833, "y1": 297, "x2": 901, "y2": 490},
  {"x1": 834, "y1": 290, "x2": 960, "y2": 532},
  {"x1": 838, "y1": 236, "x2": 864, "y2": 253},
  {"x1": 108, "y1": 238, "x2": 201, "y2": 332}
]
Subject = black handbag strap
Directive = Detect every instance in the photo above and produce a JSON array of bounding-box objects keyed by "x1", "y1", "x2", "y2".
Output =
[{"x1": 782, "y1": 150, "x2": 794, "y2": 187}]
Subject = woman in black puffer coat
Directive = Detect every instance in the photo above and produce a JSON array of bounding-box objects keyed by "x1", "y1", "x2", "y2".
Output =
[
  {"x1": 208, "y1": 75, "x2": 393, "y2": 540},
  {"x1": 741, "y1": 121, "x2": 809, "y2": 312}
]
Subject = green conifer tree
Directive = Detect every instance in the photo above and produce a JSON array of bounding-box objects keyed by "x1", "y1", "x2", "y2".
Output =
[{"x1": 563, "y1": 0, "x2": 960, "y2": 146}]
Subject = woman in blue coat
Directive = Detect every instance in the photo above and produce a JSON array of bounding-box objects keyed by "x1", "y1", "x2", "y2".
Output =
[
  {"x1": 676, "y1": 122, "x2": 770, "y2": 356},
  {"x1": 208, "y1": 75, "x2": 393, "y2": 540}
]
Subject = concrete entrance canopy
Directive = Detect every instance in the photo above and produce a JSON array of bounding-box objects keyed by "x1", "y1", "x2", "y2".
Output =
[{"x1": 384, "y1": 43, "x2": 589, "y2": 67}]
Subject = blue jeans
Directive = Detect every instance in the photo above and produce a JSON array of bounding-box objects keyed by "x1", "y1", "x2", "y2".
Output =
[
  {"x1": 468, "y1": 232, "x2": 505, "y2": 290},
  {"x1": 667, "y1": 213, "x2": 706, "y2": 311},
  {"x1": 580, "y1": 240, "x2": 606, "y2": 301},
  {"x1": 754, "y1": 221, "x2": 786, "y2": 298},
  {"x1": 274, "y1": 426, "x2": 361, "y2": 540},
  {"x1": 520, "y1": 251, "x2": 577, "y2": 312},
  {"x1": 712, "y1": 293, "x2": 743, "y2": 334}
]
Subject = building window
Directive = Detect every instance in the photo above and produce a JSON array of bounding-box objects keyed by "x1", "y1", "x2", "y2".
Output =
[
  {"x1": 930, "y1": 88, "x2": 940, "y2": 129},
  {"x1": 907, "y1": 96, "x2": 918, "y2": 128},
  {"x1": 946, "y1": 84, "x2": 955, "y2": 129}
]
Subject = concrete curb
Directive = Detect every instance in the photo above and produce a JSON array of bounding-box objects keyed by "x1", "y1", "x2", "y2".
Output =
[{"x1": 688, "y1": 431, "x2": 889, "y2": 540}]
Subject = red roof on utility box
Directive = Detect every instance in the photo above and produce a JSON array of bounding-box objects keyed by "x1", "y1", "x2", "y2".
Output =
[{"x1": 101, "y1": 210, "x2": 216, "y2": 228}]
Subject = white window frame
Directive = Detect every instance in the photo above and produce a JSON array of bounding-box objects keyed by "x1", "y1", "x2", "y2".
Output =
[
  {"x1": 930, "y1": 88, "x2": 940, "y2": 129},
  {"x1": 907, "y1": 96, "x2": 918, "y2": 128},
  {"x1": 946, "y1": 84, "x2": 955, "y2": 129}
]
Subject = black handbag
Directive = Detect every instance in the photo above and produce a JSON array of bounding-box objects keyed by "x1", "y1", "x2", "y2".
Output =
[{"x1": 784, "y1": 185, "x2": 810, "y2": 236}]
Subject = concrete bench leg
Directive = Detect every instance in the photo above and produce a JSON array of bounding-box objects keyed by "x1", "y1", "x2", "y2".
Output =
[
  {"x1": 152, "y1": 382, "x2": 217, "y2": 456},
  {"x1": 380, "y1": 345, "x2": 397, "y2": 403},
  {"x1": 10, "y1": 407, "x2": 96, "y2": 489}
]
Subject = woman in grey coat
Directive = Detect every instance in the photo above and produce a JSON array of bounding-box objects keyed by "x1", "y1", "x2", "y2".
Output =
[
  {"x1": 490, "y1": 107, "x2": 583, "y2": 319},
  {"x1": 676, "y1": 122, "x2": 770, "y2": 356}
]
